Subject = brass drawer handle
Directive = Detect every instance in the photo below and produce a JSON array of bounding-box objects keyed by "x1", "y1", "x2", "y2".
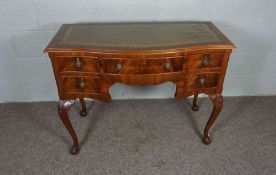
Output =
[
  {"x1": 164, "y1": 62, "x2": 171, "y2": 70},
  {"x1": 116, "y1": 63, "x2": 122, "y2": 71},
  {"x1": 75, "y1": 57, "x2": 83, "y2": 68},
  {"x1": 199, "y1": 77, "x2": 205, "y2": 85},
  {"x1": 78, "y1": 78, "x2": 85, "y2": 89},
  {"x1": 202, "y1": 56, "x2": 209, "y2": 66}
]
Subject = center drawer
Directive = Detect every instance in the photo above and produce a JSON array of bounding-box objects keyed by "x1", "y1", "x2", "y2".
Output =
[{"x1": 102, "y1": 56, "x2": 184, "y2": 74}]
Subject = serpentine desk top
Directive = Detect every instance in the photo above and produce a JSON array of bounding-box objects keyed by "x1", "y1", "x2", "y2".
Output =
[{"x1": 45, "y1": 22, "x2": 234, "y2": 51}]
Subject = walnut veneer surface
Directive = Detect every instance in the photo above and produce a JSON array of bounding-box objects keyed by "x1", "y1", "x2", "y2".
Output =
[{"x1": 44, "y1": 22, "x2": 235, "y2": 155}]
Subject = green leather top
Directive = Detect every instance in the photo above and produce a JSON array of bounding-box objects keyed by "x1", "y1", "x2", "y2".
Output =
[{"x1": 46, "y1": 22, "x2": 234, "y2": 51}]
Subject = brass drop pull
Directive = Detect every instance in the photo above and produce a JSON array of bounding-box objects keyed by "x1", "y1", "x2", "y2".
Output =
[
  {"x1": 143, "y1": 60, "x2": 147, "y2": 65},
  {"x1": 78, "y1": 78, "x2": 85, "y2": 89},
  {"x1": 116, "y1": 63, "x2": 122, "y2": 71},
  {"x1": 199, "y1": 77, "x2": 205, "y2": 85},
  {"x1": 164, "y1": 62, "x2": 171, "y2": 70},
  {"x1": 202, "y1": 56, "x2": 209, "y2": 66},
  {"x1": 75, "y1": 57, "x2": 83, "y2": 68}
]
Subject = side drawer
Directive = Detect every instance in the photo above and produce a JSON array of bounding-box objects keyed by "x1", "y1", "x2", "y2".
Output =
[
  {"x1": 186, "y1": 73, "x2": 220, "y2": 90},
  {"x1": 61, "y1": 76, "x2": 101, "y2": 94},
  {"x1": 187, "y1": 53, "x2": 224, "y2": 70},
  {"x1": 55, "y1": 56, "x2": 100, "y2": 74}
]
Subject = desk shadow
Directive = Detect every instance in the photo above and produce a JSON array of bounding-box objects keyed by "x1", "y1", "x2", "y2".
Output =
[
  {"x1": 211, "y1": 97, "x2": 254, "y2": 135},
  {"x1": 77, "y1": 101, "x2": 102, "y2": 148},
  {"x1": 175, "y1": 98, "x2": 203, "y2": 139},
  {"x1": 26, "y1": 101, "x2": 103, "y2": 150},
  {"x1": 178, "y1": 97, "x2": 253, "y2": 140},
  {"x1": 24, "y1": 102, "x2": 69, "y2": 145}
]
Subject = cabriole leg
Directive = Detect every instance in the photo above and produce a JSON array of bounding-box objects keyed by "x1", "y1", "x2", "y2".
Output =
[
  {"x1": 58, "y1": 100, "x2": 79, "y2": 155},
  {"x1": 202, "y1": 94, "x2": 223, "y2": 145},
  {"x1": 79, "y1": 98, "x2": 87, "y2": 117},
  {"x1": 192, "y1": 93, "x2": 199, "y2": 111}
]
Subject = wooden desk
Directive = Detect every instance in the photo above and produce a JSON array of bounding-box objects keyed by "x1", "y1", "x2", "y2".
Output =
[{"x1": 44, "y1": 22, "x2": 235, "y2": 155}]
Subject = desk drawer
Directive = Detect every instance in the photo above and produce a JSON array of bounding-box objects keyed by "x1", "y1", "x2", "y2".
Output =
[
  {"x1": 187, "y1": 53, "x2": 223, "y2": 70},
  {"x1": 56, "y1": 56, "x2": 100, "y2": 74},
  {"x1": 186, "y1": 73, "x2": 220, "y2": 90},
  {"x1": 61, "y1": 76, "x2": 101, "y2": 94},
  {"x1": 102, "y1": 56, "x2": 184, "y2": 74}
]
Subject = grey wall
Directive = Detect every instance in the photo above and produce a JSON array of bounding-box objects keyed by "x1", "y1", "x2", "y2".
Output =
[{"x1": 1, "y1": 0, "x2": 276, "y2": 102}]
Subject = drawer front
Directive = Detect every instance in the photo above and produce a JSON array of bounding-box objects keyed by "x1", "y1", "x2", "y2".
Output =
[
  {"x1": 61, "y1": 76, "x2": 101, "y2": 94},
  {"x1": 186, "y1": 73, "x2": 220, "y2": 90},
  {"x1": 187, "y1": 53, "x2": 223, "y2": 70},
  {"x1": 56, "y1": 56, "x2": 100, "y2": 73},
  {"x1": 102, "y1": 56, "x2": 184, "y2": 74}
]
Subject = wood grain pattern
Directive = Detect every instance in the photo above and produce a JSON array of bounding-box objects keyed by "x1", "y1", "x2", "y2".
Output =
[
  {"x1": 45, "y1": 22, "x2": 235, "y2": 155},
  {"x1": 187, "y1": 52, "x2": 223, "y2": 70},
  {"x1": 186, "y1": 73, "x2": 220, "y2": 90},
  {"x1": 56, "y1": 56, "x2": 100, "y2": 75},
  {"x1": 61, "y1": 76, "x2": 101, "y2": 94},
  {"x1": 102, "y1": 56, "x2": 184, "y2": 74}
]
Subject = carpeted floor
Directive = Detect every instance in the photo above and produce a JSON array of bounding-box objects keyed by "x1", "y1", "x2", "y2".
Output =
[{"x1": 0, "y1": 96, "x2": 275, "y2": 175}]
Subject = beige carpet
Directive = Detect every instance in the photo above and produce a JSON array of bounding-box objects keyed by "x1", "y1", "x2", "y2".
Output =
[{"x1": 0, "y1": 97, "x2": 275, "y2": 175}]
